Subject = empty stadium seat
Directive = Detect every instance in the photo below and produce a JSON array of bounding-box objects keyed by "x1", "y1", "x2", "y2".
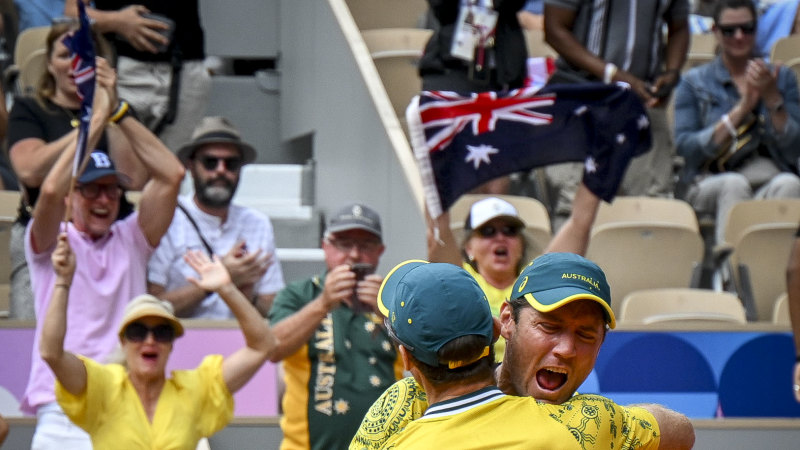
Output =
[
  {"x1": 684, "y1": 33, "x2": 717, "y2": 72},
  {"x1": 345, "y1": 0, "x2": 428, "y2": 30},
  {"x1": 586, "y1": 197, "x2": 704, "y2": 313},
  {"x1": 4, "y1": 25, "x2": 49, "y2": 95},
  {"x1": 773, "y1": 292, "x2": 789, "y2": 325},
  {"x1": 729, "y1": 223, "x2": 797, "y2": 321},
  {"x1": 716, "y1": 199, "x2": 800, "y2": 321},
  {"x1": 721, "y1": 199, "x2": 800, "y2": 247},
  {"x1": 619, "y1": 288, "x2": 746, "y2": 325},
  {"x1": 361, "y1": 28, "x2": 431, "y2": 122},
  {"x1": 448, "y1": 194, "x2": 552, "y2": 261},
  {"x1": 770, "y1": 34, "x2": 800, "y2": 82}
]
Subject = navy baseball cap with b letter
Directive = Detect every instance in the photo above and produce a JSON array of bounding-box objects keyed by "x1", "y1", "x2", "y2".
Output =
[
  {"x1": 78, "y1": 151, "x2": 126, "y2": 184},
  {"x1": 511, "y1": 252, "x2": 616, "y2": 328},
  {"x1": 377, "y1": 260, "x2": 494, "y2": 368}
]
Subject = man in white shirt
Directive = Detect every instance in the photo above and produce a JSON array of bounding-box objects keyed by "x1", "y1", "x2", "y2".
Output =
[{"x1": 148, "y1": 116, "x2": 284, "y2": 318}]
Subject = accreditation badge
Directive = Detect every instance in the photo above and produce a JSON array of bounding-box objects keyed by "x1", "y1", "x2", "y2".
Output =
[{"x1": 450, "y1": 0, "x2": 498, "y2": 63}]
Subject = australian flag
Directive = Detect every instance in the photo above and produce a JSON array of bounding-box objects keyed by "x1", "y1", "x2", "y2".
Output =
[
  {"x1": 407, "y1": 83, "x2": 652, "y2": 218},
  {"x1": 62, "y1": 0, "x2": 95, "y2": 178}
]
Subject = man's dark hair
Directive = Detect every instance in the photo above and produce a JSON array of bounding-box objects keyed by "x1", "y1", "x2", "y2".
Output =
[
  {"x1": 713, "y1": 0, "x2": 757, "y2": 24},
  {"x1": 409, "y1": 334, "x2": 494, "y2": 385}
]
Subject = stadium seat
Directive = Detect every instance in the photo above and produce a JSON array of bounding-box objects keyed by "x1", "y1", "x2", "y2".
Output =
[
  {"x1": 729, "y1": 222, "x2": 797, "y2": 321},
  {"x1": 4, "y1": 25, "x2": 49, "y2": 95},
  {"x1": 586, "y1": 197, "x2": 704, "y2": 314},
  {"x1": 770, "y1": 34, "x2": 800, "y2": 83},
  {"x1": 362, "y1": 28, "x2": 431, "y2": 122},
  {"x1": 18, "y1": 48, "x2": 46, "y2": 94},
  {"x1": 593, "y1": 196, "x2": 700, "y2": 230},
  {"x1": 773, "y1": 292, "x2": 789, "y2": 325},
  {"x1": 716, "y1": 199, "x2": 800, "y2": 320},
  {"x1": 448, "y1": 194, "x2": 552, "y2": 262},
  {"x1": 523, "y1": 28, "x2": 556, "y2": 58},
  {"x1": 345, "y1": 0, "x2": 429, "y2": 30},
  {"x1": 619, "y1": 288, "x2": 746, "y2": 325},
  {"x1": 721, "y1": 199, "x2": 800, "y2": 247},
  {"x1": 684, "y1": 32, "x2": 717, "y2": 72}
]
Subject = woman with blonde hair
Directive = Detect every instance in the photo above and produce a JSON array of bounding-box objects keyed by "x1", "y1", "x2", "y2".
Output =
[
  {"x1": 39, "y1": 233, "x2": 277, "y2": 449},
  {"x1": 7, "y1": 21, "x2": 147, "y2": 319}
]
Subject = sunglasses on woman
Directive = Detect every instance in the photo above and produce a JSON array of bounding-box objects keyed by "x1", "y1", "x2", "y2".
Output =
[
  {"x1": 717, "y1": 22, "x2": 756, "y2": 37},
  {"x1": 124, "y1": 322, "x2": 176, "y2": 343},
  {"x1": 476, "y1": 224, "x2": 521, "y2": 238}
]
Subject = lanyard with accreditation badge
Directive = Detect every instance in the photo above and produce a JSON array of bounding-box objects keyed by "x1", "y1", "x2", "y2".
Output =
[{"x1": 451, "y1": 0, "x2": 499, "y2": 84}]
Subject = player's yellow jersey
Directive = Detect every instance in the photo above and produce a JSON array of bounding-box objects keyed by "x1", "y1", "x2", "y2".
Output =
[{"x1": 350, "y1": 377, "x2": 661, "y2": 450}]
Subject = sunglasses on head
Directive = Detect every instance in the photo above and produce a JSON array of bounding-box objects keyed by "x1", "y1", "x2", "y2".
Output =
[
  {"x1": 718, "y1": 22, "x2": 756, "y2": 37},
  {"x1": 124, "y1": 322, "x2": 175, "y2": 343},
  {"x1": 476, "y1": 224, "x2": 521, "y2": 238},
  {"x1": 198, "y1": 155, "x2": 242, "y2": 172}
]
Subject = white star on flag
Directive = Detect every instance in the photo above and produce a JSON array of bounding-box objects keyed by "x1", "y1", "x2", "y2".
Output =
[
  {"x1": 585, "y1": 156, "x2": 597, "y2": 173},
  {"x1": 637, "y1": 114, "x2": 650, "y2": 130},
  {"x1": 465, "y1": 144, "x2": 499, "y2": 169}
]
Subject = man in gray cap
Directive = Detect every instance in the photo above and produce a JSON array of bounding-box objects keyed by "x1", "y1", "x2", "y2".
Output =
[
  {"x1": 148, "y1": 116, "x2": 284, "y2": 318},
  {"x1": 268, "y1": 203, "x2": 402, "y2": 450}
]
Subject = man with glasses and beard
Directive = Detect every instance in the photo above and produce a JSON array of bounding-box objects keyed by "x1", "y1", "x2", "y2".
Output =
[{"x1": 148, "y1": 116, "x2": 285, "y2": 318}]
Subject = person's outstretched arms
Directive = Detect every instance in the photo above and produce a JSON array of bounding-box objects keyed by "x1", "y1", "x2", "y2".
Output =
[
  {"x1": 184, "y1": 250, "x2": 277, "y2": 393},
  {"x1": 39, "y1": 233, "x2": 88, "y2": 395}
]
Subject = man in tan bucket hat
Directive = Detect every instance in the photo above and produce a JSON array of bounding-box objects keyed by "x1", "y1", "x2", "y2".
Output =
[{"x1": 148, "y1": 116, "x2": 285, "y2": 318}]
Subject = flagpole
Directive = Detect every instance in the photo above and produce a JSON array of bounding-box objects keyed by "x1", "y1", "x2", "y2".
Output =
[{"x1": 62, "y1": 0, "x2": 96, "y2": 226}]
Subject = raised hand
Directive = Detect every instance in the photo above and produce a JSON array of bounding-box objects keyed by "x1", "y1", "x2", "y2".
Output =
[
  {"x1": 221, "y1": 241, "x2": 272, "y2": 289},
  {"x1": 184, "y1": 250, "x2": 232, "y2": 293},
  {"x1": 321, "y1": 264, "x2": 357, "y2": 310},
  {"x1": 94, "y1": 57, "x2": 118, "y2": 114},
  {"x1": 51, "y1": 232, "x2": 75, "y2": 283},
  {"x1": 115, "y1": 5, "x2": 170, "y2": 53}
]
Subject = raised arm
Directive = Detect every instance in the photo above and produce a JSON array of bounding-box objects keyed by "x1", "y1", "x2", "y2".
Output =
[
  {"x1": 426, "y1": 209, "x2": 462, "y2": 266},
  {"x1": 637, "y1": 403, "x2": 695, "y2": 450},
  {"x1": 39, "y1": 233, "x2": 88, "y2": 395},
  {"x1": 65, "y1": 0, "x2": 170, "y2": 54},
  {"x1": 544, "y1": 182, "x2": 599, "y2": 255},
  {"x1": 184, "y1": 250, "x2": 277, "y2": 393},
  {"x1": 114, "y1": 114, "x2": 184, "y2": 247},
  {"x1": 268, "y1": 264, "x2": 357, "y2": 361},
  {"x1": 29, "y1": 79, "x2": 114, "y2": 253}
]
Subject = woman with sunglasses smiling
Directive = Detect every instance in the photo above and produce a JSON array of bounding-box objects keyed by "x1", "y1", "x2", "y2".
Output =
[
  {"x1": 674, "y1": 0, "x2": 800, "y2": 244},
  {"x1": 39, "y1": 233, "x2": 277, "y2": 449}
]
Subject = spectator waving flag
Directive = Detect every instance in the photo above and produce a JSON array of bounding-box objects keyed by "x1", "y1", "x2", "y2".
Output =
[
  {"x1": 62, "y1": 0, "x2": 96, "y2": 178},
  {"x1": 406, "y1": 83, "x2": 652, "y2": 218}
]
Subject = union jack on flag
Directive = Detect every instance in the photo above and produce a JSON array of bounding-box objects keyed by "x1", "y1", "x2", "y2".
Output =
[
  {"x1": 406, "y1": 83, "x2": 652, "y2": 218},
  {"x1": 62, "y1": 0, "x2": 96, "y2": 178}
]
